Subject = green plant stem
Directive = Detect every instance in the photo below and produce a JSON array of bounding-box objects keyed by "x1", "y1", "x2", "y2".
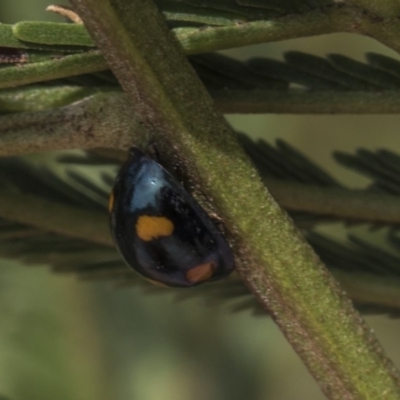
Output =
[
  {"x1": 1, "y1": 8, "x2": 342, "y2": 52},
  {"x1": 267, "y1": 179, "x2": 400, "y2": 224},
  {"x1": 332, "y1": 269, "x2": 400, "y2": 311},
  {"x1": 0, "y1": 191, "x2": 111, "y2": 247},
  {"x1": 214, "y1": 89, "x2": 400, "y2": 114},
  {"x1": 4, "y1": 85, "x2": 400, "y2": 115},
  {"x1": 3, "y1": 4, "x2": 400, "y2": 91},
  {"x1": 0, "y1": 85, "x2": 104, "y2": 112},
  {"x1": 0, "y1": 92, "x2": 147, "y2": 156},
  {"x1": 347, "y1": 0, "x2": 400, "y2": 19},
  {"x1": 68, "y1": 0, "x2": 400, "y2": 398},
  {"x1": 0, "y1": 22, "x2": 88, "y2": 52},
  {"x1": 347, "y1": 17, "x2": 400, "y2": 55},
  {"x1": 13, "y1": 5, "x2": 397, "y2": 56},
  {"x1": 13, "y1": 22, "x2": 96, "y2": 47},
  {"x1": 0, "y1": 51, "x2": 107, "y2": 89},
  {"x1": 177, "y1": 7, "x2": 344, "y2": 54}
]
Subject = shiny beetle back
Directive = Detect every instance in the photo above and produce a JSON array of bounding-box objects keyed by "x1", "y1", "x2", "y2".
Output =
[{"x1": 109, "y1": 148, "x2": 234, "y2": 287}]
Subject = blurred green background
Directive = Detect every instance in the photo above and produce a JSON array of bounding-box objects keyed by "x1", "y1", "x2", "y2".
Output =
[{"x1": 1, "y1": 1, "x2": 400, "y2": 399}]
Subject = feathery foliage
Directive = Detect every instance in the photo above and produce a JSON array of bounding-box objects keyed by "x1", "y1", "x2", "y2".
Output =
[
  {"x1": 1, "y1": 139, "x2": 400, "y2": 315},
  {"x1": 3, "y1": 0, "x2": 400, "y2": 397}
]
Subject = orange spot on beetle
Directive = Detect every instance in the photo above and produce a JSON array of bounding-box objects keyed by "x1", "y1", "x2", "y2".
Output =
[
  {"x1": 108, "y1": 192, "x2": 115, "y2": 212},
  {"x1": 186, "y1": 262, "x2": 215, "y2": 283},
  {"x1": 136, "y1": 215, "x2": 174, "y2": 241}
]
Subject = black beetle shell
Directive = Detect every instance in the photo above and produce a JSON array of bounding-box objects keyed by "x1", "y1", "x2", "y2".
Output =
[{"x1": 109, "y1": 148, "x2": 234, "y2": 288}]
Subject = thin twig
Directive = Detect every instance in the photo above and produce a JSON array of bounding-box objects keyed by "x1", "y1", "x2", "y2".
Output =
[
  {"x1": 333, "y1": 269, "x2": 400, "y2": 310},
  {"x1": 0, "y1": 92, "x2": 147, "y2": 156},
  {"x1": 0, "y1": 191, "x2": 111, "y2": 246},
  {"x1": 267, "y1": 179, "x2": 400, "y2": 224},
  {"x1": 214, "y1": 89, "x2": 400, "y2": 114}
]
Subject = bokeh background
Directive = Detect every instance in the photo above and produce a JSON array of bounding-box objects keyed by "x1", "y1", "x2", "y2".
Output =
[{"x1": 1, "y1": 1, "x2": 400, "y2": 399}]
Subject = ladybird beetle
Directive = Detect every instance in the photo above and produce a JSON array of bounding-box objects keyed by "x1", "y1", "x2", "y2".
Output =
[{"x1": 109, "y1": 147, "x2": 234, "y2": 288}]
